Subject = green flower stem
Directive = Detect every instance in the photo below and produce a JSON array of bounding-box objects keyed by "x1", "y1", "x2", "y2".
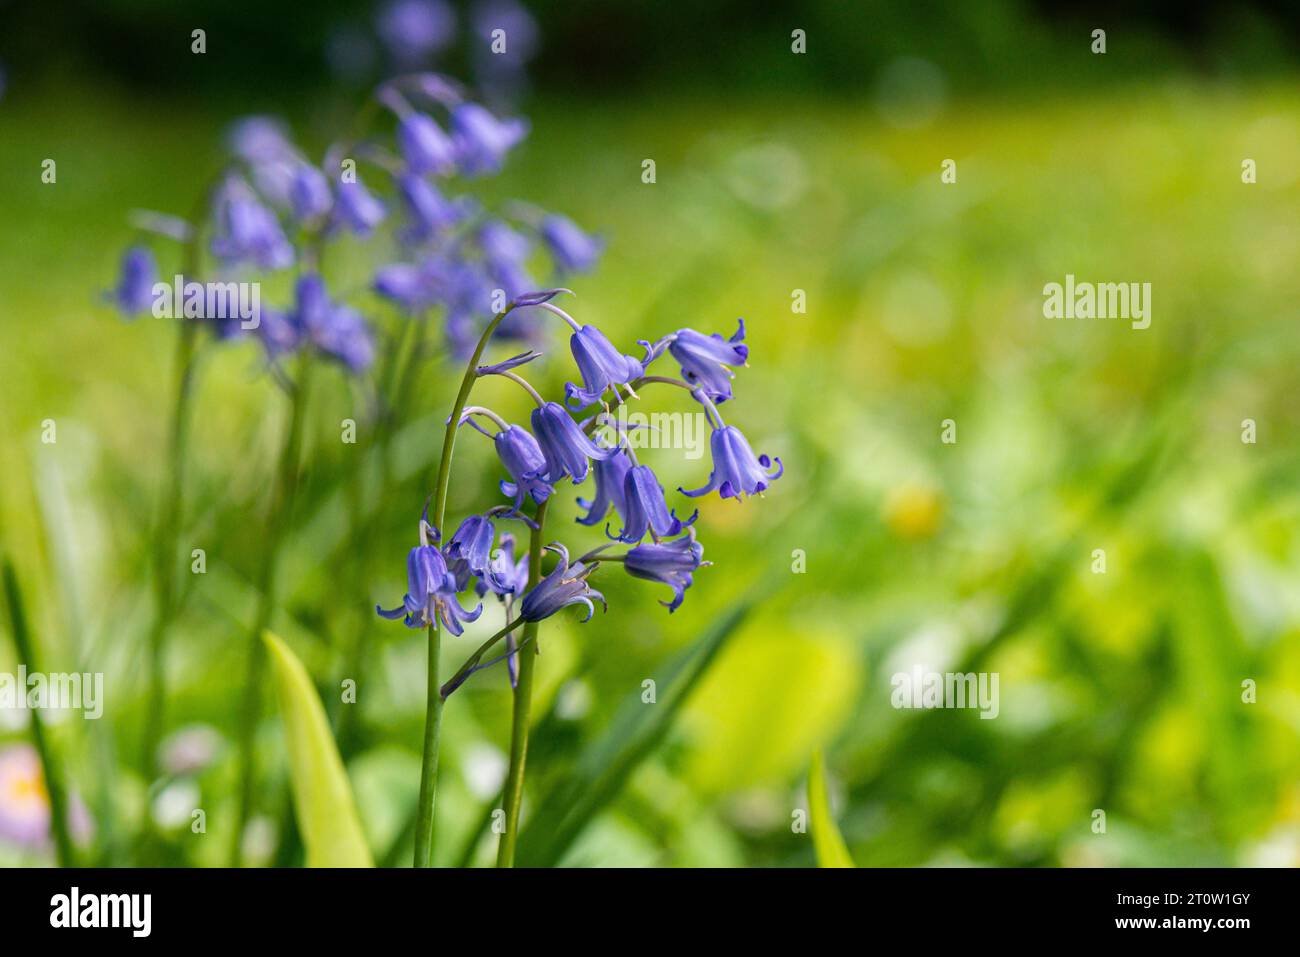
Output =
[
  {"x1": 413, "y1": 622, "x2": 445, "y2": 868},
  {"x1": 430, "y1": 304, "x2": 516, "y2": 534},
  {"x1": 496, "y1": 498, "x2": 549, "y2": 868},
  {"x1": 412, "y1": 304, "x2": 517, "y2": 868},
  {"x1": 140, "y1": 320, "x2": 199, "y2": 775},
  {"x1": 438, "y1": 617, "x2": 531, "y2": 698},
  {"x1": 229, "y1": 359, "x2": 314, "y2": 866},
  {"x1": 139, "y1": 179, "x2": 218, "y2": 778},
  {"x1": 2, "y1": 559, "x2": 75, "y2": 867}
]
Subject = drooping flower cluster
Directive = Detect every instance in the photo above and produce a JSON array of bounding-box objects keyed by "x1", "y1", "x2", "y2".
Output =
[
  {"x1": 377, "y1": 512, "x2": 485, "y2": 636},
  {"x1": 107, "y1": 71, "x2": 601, "y2": 376},
  {"x1": 379, "y1": 293, "x2": 783, "y2": 692}
]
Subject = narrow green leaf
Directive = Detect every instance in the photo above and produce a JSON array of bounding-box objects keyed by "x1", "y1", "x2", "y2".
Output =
[
  {"x1": 809, "y1": 749, "x2": 854, "y2": 868},
  {"x1": 517, "y1": 594, "x2": 756, "y2": 866},
  {"x1": 262, "y1": 630, "x2": 373, "y2": 867},
  {"x1": 3, "y1": 558, "x2": 75, "y2": 867}
]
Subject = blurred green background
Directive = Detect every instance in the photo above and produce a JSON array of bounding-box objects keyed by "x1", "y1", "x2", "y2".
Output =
[{"x1": 3, "y1": 1, "x2": 1300, "y2": 867}]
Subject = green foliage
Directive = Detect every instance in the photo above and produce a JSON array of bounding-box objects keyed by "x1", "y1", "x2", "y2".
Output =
[
  {"x1": 263, "y1": 631, "x2": 372, "y2": 868},
  {"x1": 518, "y1": 596, "x2": 755, "y2": 866},
  {"x1": 3, "y1": 77, "x2": 1300, "y2": 867},
  {"x1": 809, "y1": 750, "x2": 855, "y2": 868}
]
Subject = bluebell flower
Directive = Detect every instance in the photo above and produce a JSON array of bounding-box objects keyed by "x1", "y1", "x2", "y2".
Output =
[
  {"x1": 333, "y1": 177, "x2": 386, "y2": 235},
  {"x1": 610, "y1": 464, "x2": 697, "y2": 543},
  {"x1": 471, "y1": 0, "x2": 538, "y2": 97},
  {"x1": 520, "y1": 544, "x2": 605, "y2": 623},
  {"x1": 444, "y1": 514, "x2": 514, "y2": 594},
  {"x1": 289, "y1": 164, "x2": 332, "y2": 222},
  {"x1": 109, "y1": 246, "x2": 159, "y2": 316},
  {"x1": 540, "y1": 215, "x2": 602, "y2": 273},
  {"x1": 251, "y1": 161, "x2": 300, "y2": 212},
  {"x1": 376, "y1": 251, "x2": 489, "y2": 321},
  {"x1": 126, "y1": 209, "x2": 193, "y2": 242},
  {"x1": 564, "y1": 324, "x2": 649, "y2": 409},
  {"x1": 377, "y1": 539, "x2": 484, "y2": 636},
  {"x1": 491, "y1": 424, "x2": 553, "y2": 510},
  {"x1": 376, "y1": 0, "x2": 456, "y2": 67},
  {"x1": 681, "y1": 424, "x2": 783, "y2": 501},
  {"x1": 226, "y1": 116, "x2": 296, "y2": 165},
  {"x1": 398, "y1": 173, "x2": 461, "y2": 242},
  {"x1": 399, "y1": 112, "x2": 456, "y2": 176},
  {"x1": 451, "y1": 103, "x2": 528, "y2": 176},
  {"x1": 294, "y1": 274, "x2": 376, "y2": 372},
  {"x1": 624, "y1": 529, "x2": 707, "y2": 612},
  {"x1": 529, "y1": 402, "x2": 619, "y2": 484},
  {"x1": 478, "y1": 532, "x2": 530, "y2": 600},
  {"x1": 479, "y1": 220, "x2": 535, "y2": 299},
  {"x1": 404, "y1": 72, "x2": 463, "y2": 106},
  {"x1": 471, "y1": 0, "x2": 539, "y2": 63},
  {"x1": 667, "y1": 320, "x2": 748, "y2": 403},
  {"x1": 422, "y1": 254, "x2": 493, "y2": 355},
  {"x1": 210, "y1": 184, "x2": 294, "y2": 270},
  {"x1": 576, "y1": 447, "x2": 633, "y2": 527},
  {"x1": 255, "y1": 306, "x2": 302, "y2": 358},
  {"x1": 374, "y1": 262, "x2": 435, "y2": 311}
]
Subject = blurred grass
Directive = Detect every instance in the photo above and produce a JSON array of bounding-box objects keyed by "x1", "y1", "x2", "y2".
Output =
[{"x1": 2, "y1": 74, "x2": 1300, "y2": 866}]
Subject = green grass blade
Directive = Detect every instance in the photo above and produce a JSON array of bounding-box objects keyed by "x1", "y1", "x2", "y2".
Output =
[
  {"x1": 809, "y1": 749, "x2": 854, "y2": 868},
  {"x1": 262, "y1": 630, "x2": 373, "y2": 867},
  {"x1": 2, "y1": 557, "x2": 76, "y2": 866},
  {"x1": 517, "y1": 594, "x2": 756, "y2": 867}
]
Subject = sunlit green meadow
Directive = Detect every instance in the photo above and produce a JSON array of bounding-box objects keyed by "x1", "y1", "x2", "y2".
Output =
[{"x1": 3, "y1": 76, "x2": 1300, "y2": 866}]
